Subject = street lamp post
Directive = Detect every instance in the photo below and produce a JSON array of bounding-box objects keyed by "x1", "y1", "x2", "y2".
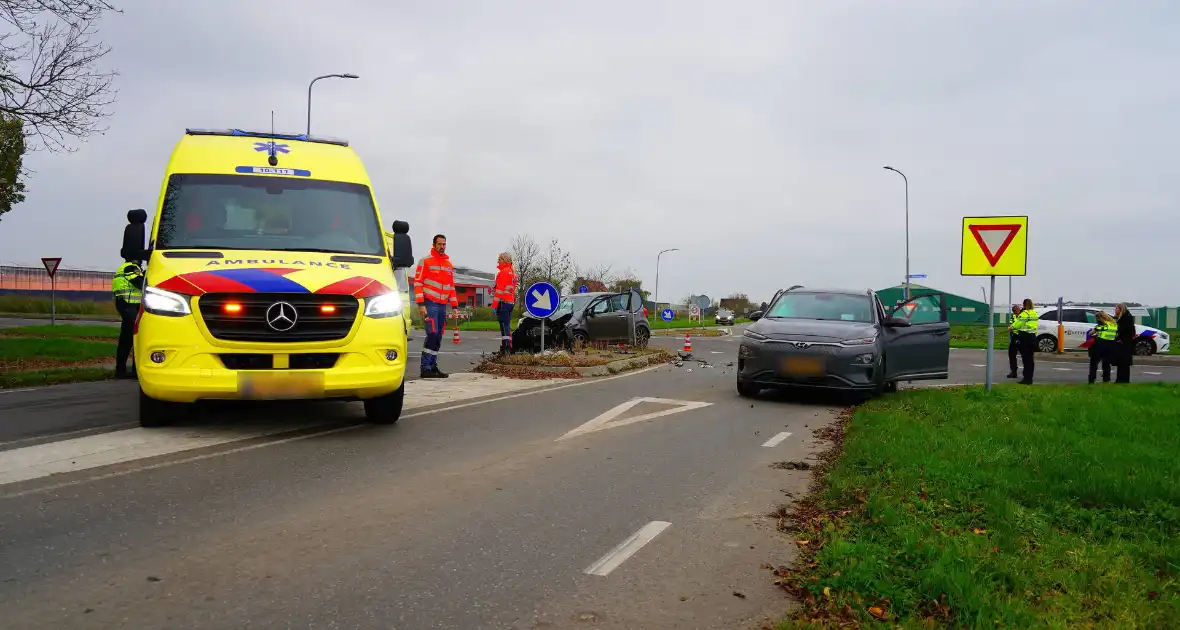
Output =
[
  {"x1": 883, "y1": 165, "x2": 910, "y2": 301},
  {"x1": 653, "y1": 248, "x2": 679, "y2": 327},
  {"x1": 307, "y1": 73, "x2": 359, "y2": 136}
]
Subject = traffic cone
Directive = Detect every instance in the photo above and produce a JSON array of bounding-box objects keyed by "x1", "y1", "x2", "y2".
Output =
[
  {"x1": 452, "y1": 327, "x2": 461, "y2": 344},
  {"x1": 683, "y1": 332, "x2": 692, "y2": 353}
]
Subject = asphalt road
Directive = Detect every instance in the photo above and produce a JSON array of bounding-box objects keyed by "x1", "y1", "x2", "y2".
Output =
[{"x1": 3, "y1": 329, "x2": 1179, "y2": 628}]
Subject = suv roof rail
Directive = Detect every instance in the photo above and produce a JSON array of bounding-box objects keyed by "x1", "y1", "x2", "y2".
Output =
[{"x1": 184, "y1": 128, "x2": 350, "y2": 147}]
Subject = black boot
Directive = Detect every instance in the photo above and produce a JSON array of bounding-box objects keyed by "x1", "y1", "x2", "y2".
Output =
[
  {"x1": 1006, "y1": 372, "x2": 1017, "y2": 378},
  {"x1": 432, "y1": 367, "x2": 450, "y2": 378}
]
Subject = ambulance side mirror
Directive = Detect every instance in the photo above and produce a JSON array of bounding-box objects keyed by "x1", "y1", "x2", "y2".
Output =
[
  {"x1": 389, "y1": 220, "x2": 414, "y2": 268},
  {"x1": 121, "y1": 208, "x2": 149, "y2": 262}
]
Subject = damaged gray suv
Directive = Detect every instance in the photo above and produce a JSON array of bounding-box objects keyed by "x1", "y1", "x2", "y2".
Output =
[{"x1": 736, "y1": 287, "x2": 950, "y2": 397}]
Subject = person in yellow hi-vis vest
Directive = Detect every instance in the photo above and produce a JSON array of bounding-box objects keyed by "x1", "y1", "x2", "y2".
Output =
[
  {"x1": 1011, "y1": 299, "x2": 1039, "y2": 384},
  {"x1": 111, "y1": 259, "x2": 144, "y2": 379},
  {"x1": 1088, "y1": 311, "x2": 1118, "y2": 384}
]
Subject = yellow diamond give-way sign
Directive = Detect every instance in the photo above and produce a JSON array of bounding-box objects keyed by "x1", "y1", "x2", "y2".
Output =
[{"x1": 960, "y1": 215, "x2": 1028, "y2": 277}]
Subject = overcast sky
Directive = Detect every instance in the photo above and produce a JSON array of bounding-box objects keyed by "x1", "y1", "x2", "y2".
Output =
[{"x1": 1, "y1": 0, "x2": 1177, "y2": 306}]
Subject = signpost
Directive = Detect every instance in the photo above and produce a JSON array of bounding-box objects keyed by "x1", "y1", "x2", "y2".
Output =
[
  {"x1": 41, "y1": 257, "x2": 62, "y2": 326},
  {"x1": 960, "y1": 216, "x2": 1028, "y2": 391},
  {"x1": 1057, "y1": 296, "x2": 1065, "y2": 354},
  {"x1": 524, "y1": 281, "x2": 560, "y2": 352},
  {"x1": 578, "y1": 285, "x2": 589, "y2": 294},
  {"x1": 660, "y1": 308, "x2": 674, "y2": 322},
  {"x1": 689, "y1": 304, "x2": 700, "y2": 323},
  {"x1": 908, "y1": 273, "x2": 926, "y2": 279}
]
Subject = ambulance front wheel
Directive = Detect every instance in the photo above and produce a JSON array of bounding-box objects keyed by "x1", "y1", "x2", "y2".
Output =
[
  {"x1": 138, "y1": 389, "x2": 185, "y2": 428},
  {"x1": 364, "y1": 383, "x2": 405, "y2": 425}
]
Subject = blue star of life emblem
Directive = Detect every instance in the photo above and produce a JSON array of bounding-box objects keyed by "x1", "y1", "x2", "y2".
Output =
[{"x1": 253, "y1": 141, "x2": 290, "y2": 154}]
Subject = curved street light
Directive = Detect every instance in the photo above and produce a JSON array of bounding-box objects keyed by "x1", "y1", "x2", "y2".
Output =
[
  {"x1": 883, "y1": 165, "x2": 910, "y2": 301},
  {"x1": 307, "y1": 73, "x2": 360, "y2": 136},
  {"x1": 653, "y1": 248, "x2": 679, "y2": 325}
]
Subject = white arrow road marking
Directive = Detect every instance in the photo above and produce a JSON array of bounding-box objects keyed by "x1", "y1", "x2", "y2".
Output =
[
  {"x1": 584, "y1": 521, "x2": 672, "y2": 576},
  {"x1": 761, "y1": 432, "x2": 792, "y2": 447},
  {"x1": 557, "y1": 397, "x2": 712, "y2": 441},
  {"x1": 530, "y1": 288, "x2": 552, "y2": 311}
]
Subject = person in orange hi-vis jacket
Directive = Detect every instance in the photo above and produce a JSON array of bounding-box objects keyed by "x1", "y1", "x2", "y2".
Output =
[
  {"x1": 413, "y1": 234, "x2": 459, "y2": 378},
  {"x1": 491, "y1": 252, "x2": 517, "y2": 355}
]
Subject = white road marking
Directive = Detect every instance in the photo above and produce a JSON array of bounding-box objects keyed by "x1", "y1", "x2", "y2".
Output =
[
  {"x1": 710, "y1": 351, "x2": 724, "y2": 354},
  {"x1": 1052, "y1": 367, "x2": 1072, "y2": 371},
  {"x1": 584, "y1": 521, "x2": 672, "y2": 577},
  {"x1": 0, "y1": 388, "x2": 37, "y2": 395},
  {"x1": 970, "y1": 364, "x2": 987, "y2": 368},
  {"x1": 761, "y1": 431, "x2": 792, "y2": 447},
  {"x1": 557, "y1": 397, "x2": 713, "y2": 441},
  {"x1": 1144, "y1": 371, "x2": 1162, "y2": 376},
  {"x1": 0, "y1": 366, "x2": 661, "y2": 497}
]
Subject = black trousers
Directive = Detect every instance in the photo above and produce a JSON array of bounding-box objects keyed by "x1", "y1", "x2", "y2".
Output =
[
  {"x1": 1008, "y1": 334, "x2": 1019, "y2": 374},
  {"x1": 1017, "y1": 331, "x2": 1036, "y2": 381},
  {"x1": 1088, "y1": 340, "x2": 1112, "y2": 382},
  {"x1": 115, "y1": 298, "x2": 137, "y2": 374},
  {"x1": 1115, "y1": 342, "x2": 1132, "y2": 383}
]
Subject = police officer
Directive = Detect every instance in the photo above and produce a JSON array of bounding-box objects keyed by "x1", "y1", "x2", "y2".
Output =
[
  {"x1": 111, "y1": 257, "x2": 144, "y2": 379},
  {"x1": 413, "y1": 234, "x2": 459, "y2": 378},
  {"x1": 1005, "y1": 304, "x2": 1021, "y2": 378},
  {"x1": 1088, "y1": 311, "x2": 1117, "y2": 384},
  {"x1": 1012, "y1": 298, "x2": 1039, "y2": 384}
]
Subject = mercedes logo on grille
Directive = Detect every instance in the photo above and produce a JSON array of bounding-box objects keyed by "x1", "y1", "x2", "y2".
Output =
[
  {"x1": 266, "y1": 302, "x2": 298, "y2": 332},
  {"x1": 792, "y1": 341, "x2": 811, "y2": 349}
]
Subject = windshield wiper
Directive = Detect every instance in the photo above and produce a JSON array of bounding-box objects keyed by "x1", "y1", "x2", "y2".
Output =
[{"x1": 271, "y1": 247, "x2": 371, "y2": 255}]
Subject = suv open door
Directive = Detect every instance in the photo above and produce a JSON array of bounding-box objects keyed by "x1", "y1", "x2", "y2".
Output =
[{"x1": 881, "y1": 292, "x2": 950, "y2": 381}]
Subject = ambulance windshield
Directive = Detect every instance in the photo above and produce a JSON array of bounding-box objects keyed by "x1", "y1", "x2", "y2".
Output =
[{"x1": 155, "y1": 173, "x2": 385, "y2": 256}]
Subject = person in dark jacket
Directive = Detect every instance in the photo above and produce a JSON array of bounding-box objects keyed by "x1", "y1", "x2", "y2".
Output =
[
  {"x1": 1113, "y1": 302, "x2": 1136, "y2": 383},
  {"x1": 1005, "y1": 304, "x2": 1021, "y2": 378}
]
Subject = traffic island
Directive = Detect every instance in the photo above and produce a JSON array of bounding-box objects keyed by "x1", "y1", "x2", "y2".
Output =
[
  {"x1": 474, "y1": 347, "x2": 673, "y2": 379},
  {"x1": 769, "y1": 383, "x2": 1180, "y2": 628},
  {"x1": 651, "y1": 327, "x2": 727, "y2": 337}
]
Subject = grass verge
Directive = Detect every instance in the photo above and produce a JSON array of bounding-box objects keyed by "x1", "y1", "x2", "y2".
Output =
[
  {"x1": 0, "y1": 366, "x2": 115, "y2": 389},
  {"x1": 0, "y1": 295, "x2": 118, "y2": 317},
  {"x1": 775, "y1": 383, "x2": 1180, "y2": 628}
]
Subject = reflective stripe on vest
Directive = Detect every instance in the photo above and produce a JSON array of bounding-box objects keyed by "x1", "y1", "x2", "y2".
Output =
[
  {"x1": 1096, "y1": 321, "x2": 1117, "y2": 341},
  {"x1": 1014, "y1": 309, "x2": 1038, "y2": 333},
  {"x1": 112, "y1": 263, "x2": 143, "y2": 304},
  {"x1": 413, "y1": 254, "x2": 459, "y2": 306}
]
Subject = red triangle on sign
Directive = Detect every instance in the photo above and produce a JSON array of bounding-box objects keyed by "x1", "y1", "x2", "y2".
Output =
[
  {"x1": 41, "y1": 257, "x2": 62, "y2": 278},
  {"x1": 968, "y1": 224, "x2": 1021, "y2": 266}
]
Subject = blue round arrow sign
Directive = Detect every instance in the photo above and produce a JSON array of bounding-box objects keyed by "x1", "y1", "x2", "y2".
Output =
[
  {"x1": 524, "y1": 281, "x2": 560, "y2": 318},
  {"x1": 660, "y1": 308, "x2": 675, "y2": 322},
  {"x1": 578, "y1": 285, "x2": 589, "y2": 293}
]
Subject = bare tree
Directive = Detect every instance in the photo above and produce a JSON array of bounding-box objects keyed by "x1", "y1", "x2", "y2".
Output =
[
  {"x1": 509, "y1": 233, "x2": 542, "y2": 303},
  {"x1": 573, "y1": 262, "x2": 614, "y2": 292},
  {"x1": 0, "y1": 1, "x2": 121, "y2": 151},
  {"x1": 610, "y1": 268, "x2": 649, "y2": 302},
  {"x1": 535, "y1": 238, "x2": 574, "y2": 292}
]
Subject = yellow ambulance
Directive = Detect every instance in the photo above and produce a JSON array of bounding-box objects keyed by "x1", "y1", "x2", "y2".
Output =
[{"x1": 124, "y1": 128, "x2": 414, "y2": 427}]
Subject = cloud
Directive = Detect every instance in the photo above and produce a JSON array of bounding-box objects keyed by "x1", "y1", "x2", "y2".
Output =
[{"x1": 1, "y1": 0, "x2": 1177, "y2": 305}]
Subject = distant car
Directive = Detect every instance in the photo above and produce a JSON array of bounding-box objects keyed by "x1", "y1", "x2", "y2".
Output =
[
  {"x1": 511, "y1": 288, "x2": 651, "y2": 352},
  {"x1": 715, "y1": 309, "x2": 735, "y2": 325},
  {"x1": 1031, "y1": 305, "x2": 1170, "y2": 356},
  {"x1": 736, "y1": 287, "x2": 950, "y2": 397}
]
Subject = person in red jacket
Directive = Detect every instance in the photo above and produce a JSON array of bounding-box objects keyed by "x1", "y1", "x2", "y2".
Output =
[
  {"x1": 491, "y1": 253, "x2": 517, "y2": 354},
  {"x1": 413, "y1": 234, "x2": 459, "y2": 378}
]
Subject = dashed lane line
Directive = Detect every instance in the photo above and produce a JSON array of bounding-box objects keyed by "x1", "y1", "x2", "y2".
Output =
[
  {"x1": 584, "y1": 521, "x2": 672, "y2": 577},
  {"x1": 761, "y1": 432, "x2": 792, "y2": 447}
]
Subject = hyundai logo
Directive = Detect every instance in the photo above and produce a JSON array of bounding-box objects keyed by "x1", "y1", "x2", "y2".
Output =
[
  {"x1": 266, "y1": 301, "x2": 298, "y2": 332},
  {"x1": 792, "y1": 341, "x2": 811, "y2": 349}
]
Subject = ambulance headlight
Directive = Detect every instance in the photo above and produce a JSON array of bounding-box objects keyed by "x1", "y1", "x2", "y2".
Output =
[
  {"x1": 364, "y1": 292, "x2": 402, "y2": 319},
  {"x1": 143, "y1": 286, "x2": 191, "y2": 316}
]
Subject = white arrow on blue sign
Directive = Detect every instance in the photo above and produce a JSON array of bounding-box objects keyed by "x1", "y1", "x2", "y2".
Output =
[
  {"x1": 524, "y1": 281, "x2": 560, "y2": 318},
  {"x1": 660, "y1": 308, "x2": 675, "y2": 322},
  {"x1": 578, "y1": 285, "x2": 589, "y2": 293}
]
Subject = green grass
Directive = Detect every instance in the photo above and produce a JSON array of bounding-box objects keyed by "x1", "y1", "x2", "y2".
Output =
[
  {"x1": 777, "y1": 384, "x2": 1180, "y2": 628},
  {"x1": 0, "y1": 366, "x2": 114, "y2": 389},
  {"x1": 0, "y1": 337, "x2": 116, "y2": 365},
  {"x1": 0, "y1": 295, "x2": 118, "y2": 317}
]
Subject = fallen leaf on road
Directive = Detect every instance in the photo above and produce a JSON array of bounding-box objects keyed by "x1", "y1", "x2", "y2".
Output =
[
  {"x1": 795, "y1": 539, "x2": 810, "y2": 547},
  {"x1": 867, "y1": 605, "x2": 890, "y2": 620}
]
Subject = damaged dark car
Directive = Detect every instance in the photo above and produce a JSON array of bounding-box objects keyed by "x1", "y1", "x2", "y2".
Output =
[{"x1": 510, "y1": 289, "x2": 651, "y2": 353}]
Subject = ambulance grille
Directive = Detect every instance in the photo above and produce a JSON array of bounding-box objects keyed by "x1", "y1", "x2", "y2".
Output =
[{"x1": 198, "y1": 293, "x2": 359, "y2": 342}]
